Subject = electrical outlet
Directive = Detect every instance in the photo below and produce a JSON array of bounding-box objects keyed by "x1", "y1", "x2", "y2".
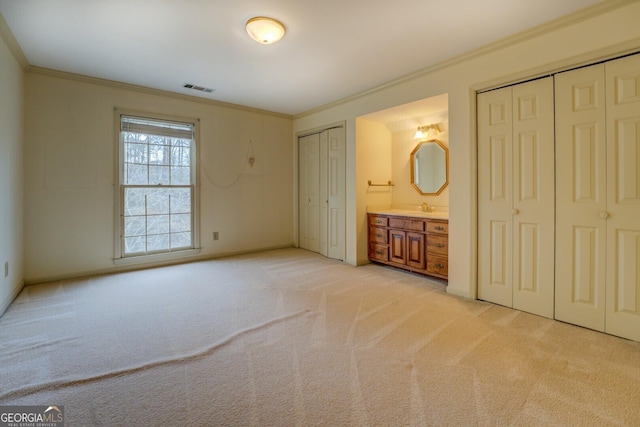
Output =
[
  {"x1": 4, "y1": 262, "x2": 8, "y2": 278},
  {"x1": 213, "y1": 232, "x2": 219, "y2": 241}
]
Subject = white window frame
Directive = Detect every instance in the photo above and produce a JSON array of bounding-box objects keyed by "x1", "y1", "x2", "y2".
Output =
[{"x1": 113, "y1": 109, "x2": 200, "y2": 265}]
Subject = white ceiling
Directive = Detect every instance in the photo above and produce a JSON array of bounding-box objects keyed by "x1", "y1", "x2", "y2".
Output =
[{"x1": 0, "y1": 0, "x2": 603, "y2": 116}]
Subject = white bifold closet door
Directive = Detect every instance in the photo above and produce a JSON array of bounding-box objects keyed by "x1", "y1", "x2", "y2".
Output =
[
  {"x1": 298, "y1": 127, "x2": 345, "y2": 260},
  {"x1": 477, "y1": 77, "x2": 555, "y2": 319},
  {"x1": 555, "y1": 53, "x2": 640, "y2": 342}
]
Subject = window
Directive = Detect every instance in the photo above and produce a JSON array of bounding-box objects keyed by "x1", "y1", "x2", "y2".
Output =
[{"x1": 117, "y1": 113, "x2": 198, "y2": 260}]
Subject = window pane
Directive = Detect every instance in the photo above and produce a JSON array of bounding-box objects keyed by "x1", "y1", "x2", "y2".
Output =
[
  {"x1": 171, "y1": 146, "x2": 190, "y2": 166},
  {"x1": 171, "y1": 232, "x2": 191, "y2": 248},
  {"x1": 124, "y1": 236, "x2": 146, "y2": 254},
  {"x1": 124, "y1": 132, "x2": 147, "y2": 143},
  {"x1": 125, "y1": 163, "x2": 148, "y2": 185},
  {"x1": 171, "y1": 138, "x2": 190, "y2": 148},
  {"x1": 125, "y1": 141, "x2": 148, "y2": 163},
  {"x1": 124, "y1": 188, "x2": 147, "y2": 216},
  {"x1": 149, "y1": 134, "x2": 167, "y2": 145},
  {"x1": 169, "y1": 188, "x2": 191, "y2": 213},
  {"x1": 171, "y1": 166, "x2": 190, "y2": 185},
  {"x1": 149, "y1": 144, "x2": 169, "y2": 165},
  {"x1": 149, "y1": 165, "x2": 170, "y2": 185},
  {"x1": 147, "y1": 214, "x2": 170, "y2": 235},
  {"x1": 146, "y1": 189, "x2": 170, "y2": 214},
  {"x1": 124, "y1": 215, "x2": 146, "y2": 237},
  {"x1": 170, "y1": 213, "x2": 191, "y2": 233},
  {"x1": 147, "y1": 233, "x2": 169, "y2": 252}
]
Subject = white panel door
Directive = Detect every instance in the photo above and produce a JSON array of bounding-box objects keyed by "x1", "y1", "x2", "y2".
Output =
[
  {"x1": 605, "y1": 53, "x2": 640, "y2": 342},
  {"x1": 511, "y1": 78, "x2": 555, "y2": 318},
  {"x1": 326, "y1": 127, "x2": 345, "y2": 261},
  {"x1": 298, "y1": 135, "x2": 310, "y2": 251},
  {"x1": 319, "y1": 130, "x2": 329, "y2": 257},
  {"x1": 555, "y1": 64, "x2": 607, "y2": 331},
  {"x1": 298, "y1": 127, "x2": 345, "y2": 261},
  {"x1": 298, "y1": 133, "x2": 320, "y2": 253},
  {"x1": 478, "y1": 78, "x2": 555, "y2": 318},
  {"x1": 478, "y1": 86, "x2": 514, "y2": 308}
]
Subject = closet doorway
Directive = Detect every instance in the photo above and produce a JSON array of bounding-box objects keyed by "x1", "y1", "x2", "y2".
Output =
[
  {"x1": 298, "y1": 126, "x2": 345, "y2": 260},
  {"x1": 477, "y1": 52, "x2": 640, "y2": 342}
]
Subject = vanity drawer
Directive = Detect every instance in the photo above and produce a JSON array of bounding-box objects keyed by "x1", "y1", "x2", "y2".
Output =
[
  {"x1": 426, "y1": 255, "x2": 448, "y2": 276},
  {"x1": 370, "y1": 227, "x2": 388, "y2": 244},
  {"x1": 389, "y1": 218, "x2": 425, "y2": 231},
  {"x1": 369, "y1": 215, "x2": 388, "y2": 227},
  {"x1": 369, "y1": 243, "x2": 389, "y2": 261},
  {"x1": 427, "y1": 234, "x2": 448, "y2": 255},
  {"x1": 427, "y1": 221, "x2": 448, "y2": 234}
]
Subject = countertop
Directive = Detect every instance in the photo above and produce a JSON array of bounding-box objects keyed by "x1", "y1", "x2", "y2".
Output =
[{"x1": 367, "y1": 208, "x2": 449, "y2": 220}]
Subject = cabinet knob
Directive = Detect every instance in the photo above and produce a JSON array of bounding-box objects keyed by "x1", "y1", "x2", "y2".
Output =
[
  {"x1": 435, "y1": 243, "x2": 445, "y2": 248},
  {"x1": 512, "y1": 209, "x2": 519, "y2": 215},
  {"x1": 376, "y1": 233, "x2": 383, "y2": 238},
  {"x1": 435, "y1": 226, "x2": 444, "y2": 231},
  {"x1": 435, "y1": 263, "x2": 445, "y2": 269},
  {"x1": 599, "y1": 211, "x2": 609, "y2": 219}
]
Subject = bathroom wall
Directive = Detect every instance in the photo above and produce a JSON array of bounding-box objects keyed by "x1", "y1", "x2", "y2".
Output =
[{"x1": 391, "y1": 114, "x2": 449, "y2": 212}]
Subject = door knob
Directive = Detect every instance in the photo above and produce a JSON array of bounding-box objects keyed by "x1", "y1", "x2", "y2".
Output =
[
  {"x1": 599, "y1": 211, "x2": 609, "y2": 219},
  {"x1": 512, "y1": 209, "x2": 519, "y2": 215}
]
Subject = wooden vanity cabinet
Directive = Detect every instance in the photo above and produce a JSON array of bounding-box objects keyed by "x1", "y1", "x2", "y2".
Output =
[{"x1": 368, "y1": 213, "x2": 448, "y2": 280}]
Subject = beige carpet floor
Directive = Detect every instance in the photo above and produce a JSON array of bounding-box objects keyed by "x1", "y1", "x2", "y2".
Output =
[{"x1": 1, "y1": 248, "x2": 639, "y2": 426}]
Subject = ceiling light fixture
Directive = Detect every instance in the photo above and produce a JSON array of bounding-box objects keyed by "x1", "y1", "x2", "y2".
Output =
[
  {"x1": 245, "y1": 16, "x2": 286, "y2": 45},
  {"x1": 414, "y1": 124, "x2": 441, "y2": 140}
]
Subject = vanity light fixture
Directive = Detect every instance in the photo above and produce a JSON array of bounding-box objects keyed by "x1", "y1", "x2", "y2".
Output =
[
  {"x1": 246, "y1": 16, "x2": 286, "y2": 44},
  {"x1": 414, "y1": 124, "x2": 441, "y2": 140}
]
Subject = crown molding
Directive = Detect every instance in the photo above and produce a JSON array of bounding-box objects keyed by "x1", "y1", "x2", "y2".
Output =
[
  {"x1": 0, "y1": 12, "x2": 28, "y2": 68},
  {"x1": 26, "y1": 66, "x2": 293, "y2": 119},
  {"x1": 294, "y1": 0, "x2": 637, "y2": 119}
]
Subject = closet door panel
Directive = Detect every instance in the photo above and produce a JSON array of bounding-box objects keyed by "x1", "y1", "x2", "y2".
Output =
[
  {"x1": 327, "y1": 127, "x2": 345, "y2": 261},
  {"x1": 298, "y1": 136, "x2": 311, "y2": 251},
  {"x1": 298, "y1": 134, "x2": 321, "y2": 253},
  {"x1": 478, "y1": 87, "x2": 513, "y2": 308},
  {"x1": 307, "y1": 133, "x2": 321, "y2": 253},
  {"x1": 512, "y1": 78, "x2": 555, "y2": 318},
  {"x1": 555, "y1": 65, "x2": 607, "y2": 331},
  {"x1": 605, "y1": 54, "x2": 640, "y2": 342}
]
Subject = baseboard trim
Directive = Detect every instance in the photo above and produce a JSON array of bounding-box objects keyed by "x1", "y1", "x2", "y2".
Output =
[
  {"x1": 0, "y1": 279, "x2": 25, "y2": 318},
  {"x1": 24, "y1": 245, "x2": 295, "y2": 286}
]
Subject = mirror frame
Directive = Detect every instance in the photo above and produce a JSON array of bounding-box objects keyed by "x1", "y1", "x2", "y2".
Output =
[{"x1": 410, "y1": 139, "x2": 449, "y2": 195}]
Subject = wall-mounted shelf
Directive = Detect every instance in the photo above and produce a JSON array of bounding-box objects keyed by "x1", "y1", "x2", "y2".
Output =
[{"x1": 368, "y1": 180, "x2": 394, "y2": 187}]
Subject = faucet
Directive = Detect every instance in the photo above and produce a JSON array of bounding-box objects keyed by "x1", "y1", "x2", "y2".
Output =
[{"x1": 421, "y1": 202, "x2": 432, "y2": 213}]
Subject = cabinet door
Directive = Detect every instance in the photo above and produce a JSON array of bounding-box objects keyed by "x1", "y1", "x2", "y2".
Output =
[
  {"x1": 389, "y1": 230, "x2": 406, "y2": 264},
  {"x1": 406, "y1": 232, "x2": 425, "y2": 269},
  {"x1": 605, "y1": 53, "x2": 640, "y2": 342},
  {"x1": 555, "y1": 64, "x2": 607, "y2": 331}
]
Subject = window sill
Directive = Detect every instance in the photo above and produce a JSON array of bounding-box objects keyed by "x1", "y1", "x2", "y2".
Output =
[{"x1": 113, "y1": 248, "x2": 202, "y2": 266}]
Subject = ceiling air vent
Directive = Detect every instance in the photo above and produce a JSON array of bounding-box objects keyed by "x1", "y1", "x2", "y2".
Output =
[{"x1": 183, "y1": 83, "x2": 215, "y2": 93}]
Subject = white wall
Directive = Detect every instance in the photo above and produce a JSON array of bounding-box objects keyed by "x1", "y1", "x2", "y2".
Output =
[
  {"x1": 24, "y1": 72, "x2": 293, "y2": 283},
  {"x1": 0, "y1": 34, "x2": 24, "y2": 314},
  {"x1": 355, "y1": 118, "x2": 392, "y2": 264},
  {"x1": 293, "y1": 2, "x2": 640, "y2": 299}
]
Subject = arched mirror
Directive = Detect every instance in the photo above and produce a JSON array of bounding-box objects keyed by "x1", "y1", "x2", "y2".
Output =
[{"x1": 410, "y1": 140, "x2": 449, "y2": 195}]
